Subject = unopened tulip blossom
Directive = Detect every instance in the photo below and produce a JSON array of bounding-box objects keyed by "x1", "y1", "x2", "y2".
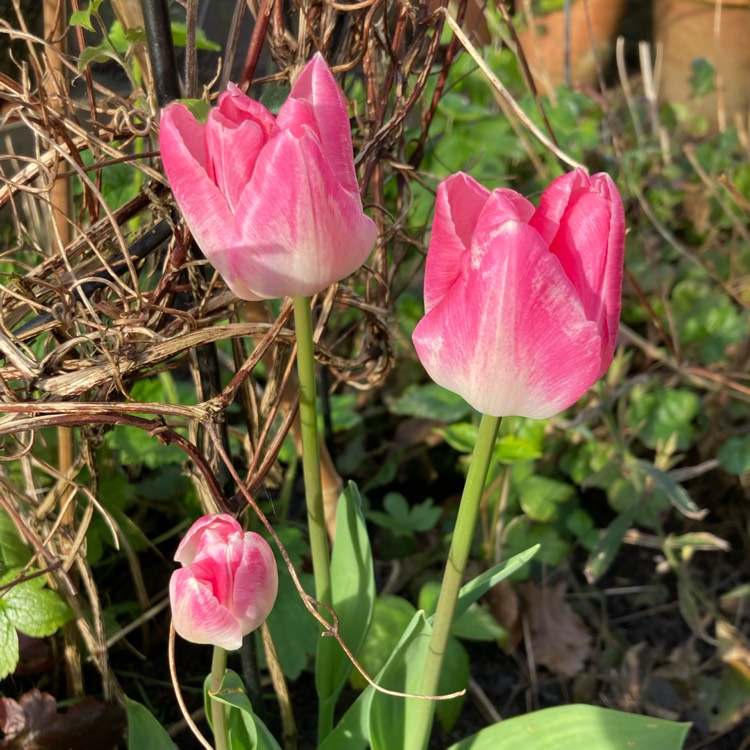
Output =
[
  {"x1": 159, "y1": 53, "x2": 377, "y2": 300},
  {"x1": 412, "y1": 168, "x2": 625, "y2": 419},
  {"x1": 170, "y1": 514, "x2": 278, "y2": 650}
]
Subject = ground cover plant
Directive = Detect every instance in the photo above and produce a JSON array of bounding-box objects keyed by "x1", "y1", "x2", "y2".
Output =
[{"x1": 0, "y1": 1, "x2": 748, "y2": 749}]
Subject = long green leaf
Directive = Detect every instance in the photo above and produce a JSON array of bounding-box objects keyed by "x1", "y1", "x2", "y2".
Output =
[
  {"x1": 317, "y1": 482, "x2": 375, "y2": 734},
  {"x1": 447, "y1": 705, "x2": 690, "y2": 750}
]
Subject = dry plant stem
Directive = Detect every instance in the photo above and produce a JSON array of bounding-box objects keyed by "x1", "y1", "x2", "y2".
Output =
[
  {"x1": 210, "y1": 646, "x2": 229, "y2": 750},
  {"x1": 169, "y1": 622, "x2": 215, "y2": 750},
  {"x1": 410, "y1": 413, "x2": 501, "y2": 750},
  {"x1": 441, "y1": 8, "x2": 583, "y2": 171},
  {"x1": 260, "y1": 621, "x2": 297, "y2": 750},
  {"x1": 292, "y1": 295, "x2": 331, "y2": 605}
]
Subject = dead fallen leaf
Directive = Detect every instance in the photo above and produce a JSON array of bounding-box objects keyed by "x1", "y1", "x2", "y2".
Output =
[
  {"x1": 519, "y1": 581, "x2": 592, "y2": 678},
  {"x1": 0, "y1": 689, "x2": 126, "y2": 750},
  {"x1": 485, "y1": 578, "x2": 522, "y2": 651}
]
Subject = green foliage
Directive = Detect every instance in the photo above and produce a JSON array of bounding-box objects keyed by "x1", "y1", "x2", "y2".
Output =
[
  {"x1": 205, "y1": 670, "x2": 282, "y2": 750},
  {"x1": 0, "y1": 509, "x2": 29, "y2": 568},
  {"x1": 446, "y1": 705, "x2": 690, "y2": 749},
  {"x1": 718, "y1": 436, "x2": 750, "y2": 474},
  {"x1": 366, "y1": 493, "x2": 441, "y2": 535},
  {"x1": 0, "y1": 568, "x2": 73, "y2": 679},
  {"x1": 126, "y1": 699, "x2": 177, "y2": 750},
  {"x1": 627, "y1": 385, "x2": 701, "y2": 451},
  {"x1": 389, "y1": 382, "x2": 473, "y2": 422},
  {"x1": 317, "y1": 484, "x2": 376, "y2": 731}
]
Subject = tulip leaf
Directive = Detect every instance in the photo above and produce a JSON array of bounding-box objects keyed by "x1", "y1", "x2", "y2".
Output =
[
  {"x1": 317, "y1": 482, "x2": 375, "y2": 730},
  {"x1": 452, "y1": 545, "x2": 540, "y2": 622},
  {"x1": 446, "y1": 705, "x2": 690, "y2": 750},
  {"x1": 126, "y1": 699, "x2": 177, "y2": 750},
  {"x1": 206, "y1": 670, "x2": 282, "y2": 750}
]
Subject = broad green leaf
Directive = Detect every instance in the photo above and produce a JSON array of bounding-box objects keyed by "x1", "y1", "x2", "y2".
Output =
[
  {"x1": 718, "y1": 436, "x2": 750, "y2": 474},
  {"x1": 584, "y1": 505, "x2": 639, "y2": 583},
  {"x1": 389, "y1": 383, "x2": 473, "y2": 422},
  {"x1": 108, "y1": 20, "x2": 147, "y2": 54},
  {"x1": 446, "y1": 705, "x2": 690, "y2": 750},
  {"x1": 0, "y1": 568, "x2": 72, "y2": 637},
  {"x1": 503, "y1": 520, "x2": 569, "y2": 580},
  {"x1": 368, "y1": 613, "x2": 468, "y2": 749},
  {"x1": 126, "y1": 699, "x2": 177, "y2": 750},
  {"x1": 0, "y1": 612, "x2": 19, "y2": 679},
  {"x1": 208, "y1": 671, "x2": 282, "y2": 750},
  {"x1": 436, "y1": 422, "x2": 478, "y2": 453},
  {"x1": 319, "y1": 611, "x2": 426, "y2": 750},
  {"x1": 0, "y1": 508, "x2": 29, "y2": 567},
  {"x1": 317, "y1": 483, "x2": 375, "y2": 721},
  {"x1": 349, "y1": 595, "x2": 416, "y2": 691}
]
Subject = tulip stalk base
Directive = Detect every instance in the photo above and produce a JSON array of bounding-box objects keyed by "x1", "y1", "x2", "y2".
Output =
[
  {"x1": 409, "y1": 413, "x2": 501, "y2": 750},
  {"x1": 292, "y1": 296, "x2": 331, "y2": 605},
  {"x1": 210, "y1": 646, "x2": 228, "y2": 750}
]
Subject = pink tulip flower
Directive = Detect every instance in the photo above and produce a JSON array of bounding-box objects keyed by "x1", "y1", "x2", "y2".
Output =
[
  {"x1": 412, "y1": 168, "x2": 625, "y2": 419},
  {"x1": 159, "y1": 54, "x2": 377, "y2": 300},
  {"x1": 170, "y1": 514, "x2": 278, "y2": 650}
]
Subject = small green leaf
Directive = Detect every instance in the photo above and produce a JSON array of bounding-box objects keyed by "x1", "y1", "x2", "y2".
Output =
[
  {"x1": 77, "y1": 45, "x2": 118, "y2": 71},
  {"x1": 170, "y1": 22, "x2": 221, "y2": 51},
  {"x1": 70, "y1": 9, "x2": 96, "y2": 32},
  {"x1": 389, "y1": 383, "x2": 472, "y2": 422},
  {"x1": 0, "y1": 612, "x2": 19, "y2": 680},
  {"x1": 174, "y1": 98, "x2": 212, "y2": 124},
  {"x1": 1, "y1": 570, "x2": 72, "y2": 637},
  {"x1": 446, "y1": 705, "x2": 690, "y2": 750},
  {"x1": 517, "y1": 475, "x2": 576, "y2": 523},
  {"x1": 635, "y1": 460, "x2": 704, "y2": 519},
  {"x1": 126, "y1": 699, "x2": 177, "y2": 750},
  {"x1": 718, "y1": 436, "x2": 750, "y2": 474},
  {"x1": 627, "y1": 386, "x2": 700, "y2": 450},
  {"x1": 367, "y1": 493, "x2": 441, "y2": 535},
  {"x1": 584, "y1": 505, "x2": 639, "y2": 583}
]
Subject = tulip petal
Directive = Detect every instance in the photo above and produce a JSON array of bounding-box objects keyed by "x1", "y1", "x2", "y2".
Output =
[
  {"x1": 423, "y1": 173, "x2": 489, "y2": 313},
  {"x1": 413, "y1": 207, "x2": 602, "y2": 419},
  {"x1": 173, "y1": 514, "x2": 241, "y2": 565},
  {"x1": 279, "y1": 53, "x2": 359, "y2": 197},
  {"x1": 170, "y1": 568, "x2": 244, "y2": 650},
  {"x1": 530, "y1": 170, "x2": 625, "y2": 371},
  {"x1": 424, "y1": 175, "x2": 536, "y2": 313},
  {"x1": 159, "y1": 105, "x2": 249, "y2": 297},
  {"x1": 233, "y1": 130, "x2": 377, "y2": 298},
  {"x1": 205, "y1": 112, "x2": 269, "y2": 213},
  {"x1": 230, "y1": 533, "x2": 278, "y2": 631}
]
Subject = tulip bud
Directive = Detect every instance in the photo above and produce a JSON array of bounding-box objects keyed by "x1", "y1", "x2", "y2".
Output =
[
  {"x1": 170, "y1": 514, "x2": 278, "y2": 650},
  {"x1": 159, "y1": 54, "x2": 377, "y2": 301},
  {"x1": 412, "y1": 169, "x2": 625, "y2": 419}
]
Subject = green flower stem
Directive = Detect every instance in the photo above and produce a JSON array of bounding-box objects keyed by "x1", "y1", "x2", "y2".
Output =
[
  {"x1": 410, "y1": 413, "x2": 502, "y2": 750},
  {"x1": 292, "y1": 296, "x2": 331, "y2": 605},
  {"x1": 210, "y1": 645, "x2": 228, "y2": 750}
]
